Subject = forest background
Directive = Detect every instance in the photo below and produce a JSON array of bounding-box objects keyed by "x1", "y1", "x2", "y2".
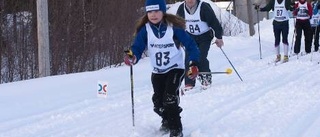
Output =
[{"x1": 0, "y1": 0, "x2": 235, "y2": 84}]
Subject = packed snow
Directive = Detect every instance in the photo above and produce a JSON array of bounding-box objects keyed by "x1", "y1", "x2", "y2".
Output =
[{"x1": 1, "y1": 2, "x2": 320, "y2": 137}]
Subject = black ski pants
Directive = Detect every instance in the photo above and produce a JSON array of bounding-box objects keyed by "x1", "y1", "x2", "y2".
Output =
[
  {"x1": 273, "y1": 20, "x2": 289, "y2": 46},
  {"x1": 294, "y1": 20, "x2": 312, "y2": 54},
  {"x1": 312, "y1": 25, "x2": 320, "y2": 51},
  {"x1": 185, "y1": 30, "x2": 213, "y2": 86},
  {"x1": 151, "y1": 69, "x2": 184, "y2": 130}
]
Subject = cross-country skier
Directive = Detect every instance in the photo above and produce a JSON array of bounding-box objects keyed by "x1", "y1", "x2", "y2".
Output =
[
  {"x1": 176, "y1": 0, "x2": 224, "y2": 90},
  {"x1": 255, "y1": 0, "x2": 294, "y2": 63},
  {"x1": 310, "y1": 0, "x2": 320, "y2": 52},
  {"x1": 124, "y1": 0, "x2": 200, "y2": 136},
  {"x1": 293, "y1": 0, "x2": 313, "y2": 55}
]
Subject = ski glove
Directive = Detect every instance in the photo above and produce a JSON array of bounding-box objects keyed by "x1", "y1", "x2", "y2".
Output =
[
  {"x1": 124, "y1": 50, "x2": 137, "y2": 66},
  {"x1": 295, "y1": 8, "x2": 300, "y2": 13},
  {"x1": 215, "y1": 39, "x2": 224, "y2": 48},
  {"x1": 187, "y1": 61, "x2": 199, "y2": 80},
  {"x1": 254, "y1": 5, "x2": 260, "y2": 10}
]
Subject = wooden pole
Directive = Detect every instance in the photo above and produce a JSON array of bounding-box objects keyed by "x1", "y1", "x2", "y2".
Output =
[
  {"x1": 247, "y1": 0, "x2": 255, "y2": 36},
  {"x1": 37, "y1": 0, "x2": 50, "y2": 77}
]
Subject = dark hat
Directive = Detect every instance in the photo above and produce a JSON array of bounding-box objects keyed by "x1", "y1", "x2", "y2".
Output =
[{"x1": 145, "y1": 0, "x2": 166, "y2": 13}]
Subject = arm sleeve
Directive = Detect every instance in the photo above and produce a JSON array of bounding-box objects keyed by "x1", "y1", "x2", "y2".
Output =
[
  {"x1": 131, "y1": 26, "x2": 147, "y2": 62},
  {"x1": 293, "y1": 3, "x2": 299, "y2": 16},
  {"x1": 308, "y1": 3, "x2": 313, "y2": 17},
  {"x1": 176, "y1": 3, "x2": 185, "y2": 18},
  {"x1": 173, "y1": 27, "x2": 200, "y2": 63},
  {"x1": 200, "y1": 3, "x2": 223, "y2": 39},
  {"x1": 260, "y1": 0, "x2": 274, "y2": 12},
  {"x1": 285, "y1": 0, "x2": 294, "y2": 11}
]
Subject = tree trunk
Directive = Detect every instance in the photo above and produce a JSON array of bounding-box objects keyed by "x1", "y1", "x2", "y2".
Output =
[{"x1": 37, "y1": 0, "x2": 50, "y2": 77}]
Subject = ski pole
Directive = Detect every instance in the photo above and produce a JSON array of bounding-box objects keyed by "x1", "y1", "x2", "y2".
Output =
[
  {"x1": 253, "y1": 3, "x2": 263, "y2": 59},
  {"x1": 219, "y1": 47, "x2": 243, "y2": 81},
  {"x1": 129, "y1": 65, "x2": 135, "y2": 127},
  {"x1": 253, "y1": 4, "x2": 262, "y2": 59},
  {"x1": 124, "y1": 50, "x2": 135, "y2": 127},
  {"x1": 199, "y1": 68, "x2": 233, "y2": 75},
  {"x1": 256, "y1": 7, "x2": 262, "y2": 59},
  {"x1": 291, "y1": 18, "x2": 296, "y2": 57},
  {"x1": 130, "y1": 65, "x2": 135, "y2": 127},
  {"x1": 311, "y1": 26, "x2": 317, "y2": 61},
  {"x1": 311, "y1": 20, "x2": 319, "y2": 61}
]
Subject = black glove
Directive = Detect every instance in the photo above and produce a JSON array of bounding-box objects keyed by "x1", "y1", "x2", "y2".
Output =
[{"x1": 254, "y1": 5, "x2": 260, "y2": 10}]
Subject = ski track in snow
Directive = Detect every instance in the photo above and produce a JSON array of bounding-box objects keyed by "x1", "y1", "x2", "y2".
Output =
[
  {"x1": 2, "y1": 45, "x2": 320, "y2": 137},
  {"x1": 1, "y1": 18, "x2": 320, "y2": 137},
  {"x1": 2, "y1": 44, "x2": 320, "y2": 137},
  {"x1": 158, "y1": 46, "x2": 320, "y2": 137},
  {"x1": 180, "y1": 54, "x2": 320, "y2": 136}
]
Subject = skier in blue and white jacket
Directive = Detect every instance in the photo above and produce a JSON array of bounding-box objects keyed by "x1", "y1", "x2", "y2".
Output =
[
  {"x1": 124, "y1": 0, "x2": 200, "y2": 136},
  {"x1": 311, "y1": 0, "x2": 320, "y2": 52}
]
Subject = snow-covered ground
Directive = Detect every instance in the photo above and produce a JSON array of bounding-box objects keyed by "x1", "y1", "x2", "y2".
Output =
[{"x1": 1, "y1": 2, "x2": 320, "y2": 137}]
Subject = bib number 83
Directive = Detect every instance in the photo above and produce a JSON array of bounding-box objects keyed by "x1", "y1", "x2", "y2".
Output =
[{"x1": 155, "y1": 51, "x2": 170, "y2": 66}]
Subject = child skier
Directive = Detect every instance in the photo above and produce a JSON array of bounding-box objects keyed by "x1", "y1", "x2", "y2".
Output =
[{"x1": 124, "y1": 0, "x2": 200, "y2": 136}]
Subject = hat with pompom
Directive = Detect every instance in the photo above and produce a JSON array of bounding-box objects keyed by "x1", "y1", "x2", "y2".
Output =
[{"x1": 145, "y1": 0, "x2": 166, "y2": 13}]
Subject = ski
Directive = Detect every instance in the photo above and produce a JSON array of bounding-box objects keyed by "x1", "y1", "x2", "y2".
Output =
[
  {"x1": 289, "y1": 52, "x2": 309, "y2": 59},
  {"x1": 181, "y1": 85, "x2": 211, "y2": 96},
  {"x1": 153, "y1": 129, "x2": 169, "y2": 137},
  {"x1": 274, "y1": 61, "x2": 281, "y2": 66},
  {"x1": 267, "y1": 60, "x2": 281, "y2": 66},
  {"x1": 268, "y1": 58, "x2": 291, "y2": 66},
  {"x1": 181, "y1": 68, "x2": 232, "y2": 96}
]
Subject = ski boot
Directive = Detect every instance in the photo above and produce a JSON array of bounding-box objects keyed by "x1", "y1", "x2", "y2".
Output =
[
  {"x1": 199, "y1": 74, "x2": 211, "y2": 90},
  {"x1": 182, "y1": 84, "x2": 194, "y2": 91},
  {"x1": 275, "y1": 54, "x2": 281, "y2": 62},
  {"x1": 159, "y1": 119, "x2": 170, "y2": 134},
  {"x1": 170, "y1": 128, "x2": 183, "y2": 137},
  {"x1": 283, "y1": 55, "x2": 289, "y2": 63}
]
